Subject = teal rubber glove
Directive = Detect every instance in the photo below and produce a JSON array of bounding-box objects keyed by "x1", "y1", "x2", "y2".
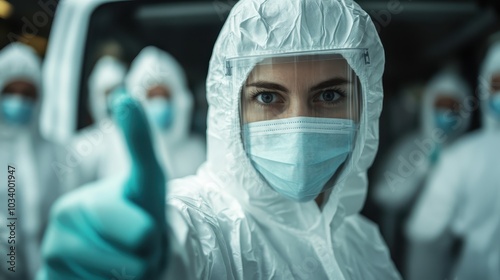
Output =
[{"x1": 37, "y1": 95, "x2": 167, "y2": 280}]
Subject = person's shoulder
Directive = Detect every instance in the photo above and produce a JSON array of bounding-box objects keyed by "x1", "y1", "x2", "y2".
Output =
[
  {"x1": 167, "y1": 175, "x2": 209, "y2": 207},
  {"x1": 341, "y1": 214, "x2": 386, "y2": 244},
  {"x1": 335, "y1": 215, "x2": 402, "y2": 280},
  {"x1": 442, "y1": 129, "x2": 495, "y2": 160},
  {"x1": 456, "y1": 129, "x2": 496, "y2": 148}
]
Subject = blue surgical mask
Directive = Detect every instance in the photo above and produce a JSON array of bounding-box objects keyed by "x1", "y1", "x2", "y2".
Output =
[
  {"x1": 145, "y1": 98, "x2": 174, "y2": 130},
  {"x1": 1, "y1": 94, "x2": 35, "y2": 126},
  {"x1": 243, "y1": 117, "x2": 356, "y2": 202},
  {"x1": 434, "y1": 109, "x2": 459, "y2": 134},
  {"x1": 488, "y1": 93, "x2": 500, "y2": 119}
]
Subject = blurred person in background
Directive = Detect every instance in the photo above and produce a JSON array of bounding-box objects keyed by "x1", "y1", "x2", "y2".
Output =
[
  {"x1": 126, "y1": 46, "x2": 205, "y2": 179},
  {"x1": 68, "y1": 55, "x2": 129, "y2": 188},
  {"x1": 372, "y1": 66, "x2": 472, "y2": 265},
  {"x1": 479, "y1": 41, "x2": 500, "y2": 132},
  {"x1": 405, "y1": 41, "x2": 500, "y2": 280},
  {"x1": 0, "y1": 43, "x2": 63, "y2": 280}
]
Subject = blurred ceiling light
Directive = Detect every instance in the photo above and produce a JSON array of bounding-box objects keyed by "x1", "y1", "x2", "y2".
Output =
[{"x1": 0, "y1": 0, "x2": 13, "y2": 19}]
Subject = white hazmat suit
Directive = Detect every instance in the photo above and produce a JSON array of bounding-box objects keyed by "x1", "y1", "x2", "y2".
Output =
[
  {"x1": 126, "y1": 46, "x2": 206, "y2": 179},
  {"x1": 0, "y1": 43, "x2": 63, "y2": 280},
  {"x1": 164, "y1": 0, "x2": 400, "y2": 278},
  {"x1": 405, "y1": 42, "x2": 500, "y2": 280}
]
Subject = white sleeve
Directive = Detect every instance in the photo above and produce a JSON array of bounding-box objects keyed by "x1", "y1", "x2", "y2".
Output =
[
  {"x1": 405, "y1": 149, "x2": 462, "y2": 242},
  {"x1": 160, "y1": 206, "x2": 197, "y2": 280},
  {"x1": 161, "y1": 200, "x2": 235, "y2": 279}
]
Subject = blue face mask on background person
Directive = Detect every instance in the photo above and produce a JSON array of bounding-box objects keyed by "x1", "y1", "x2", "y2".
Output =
[
  {"x1": 243, "y1": 117, "x2": 356, "y2": 202},
  {"x1": 145, "y1": 98, "x2": 174, "y2": 130},
  {"x1": 1, "y1": 94, "x2": 35, "y2": 126},
  {"x1": 434, "y1": 109, "x2": 460, "y2": 134},
  {"x1": 489, "y1": 93, "x2": 500, "y2": 119}
]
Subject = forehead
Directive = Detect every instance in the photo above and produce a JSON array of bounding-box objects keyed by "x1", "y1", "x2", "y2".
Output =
[
  {"x1": 2, "y1": 80, "x2": 36, "y2": 93},
  {"x1": 434, "y1": 95, "x2": 460, "y2": 106},
  {"x1": 247, "y1": 57, "x2": 350, "y2": 81},
  {"x1": 491, "y1": 72, "x2": 500, "y2": 82},
  {"x1": 148, "y1": 84, "x2": 170, "y2": 91}
]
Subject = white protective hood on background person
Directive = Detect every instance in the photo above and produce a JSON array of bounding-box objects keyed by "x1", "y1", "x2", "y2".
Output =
[
  {"x1": 373, "y1": 68, "x2": 471, "y2": 211},
  {"x1": 421, "y1": 68, "x2": 472, "y2": 143},
  {"x1": 164, "y1": 0, "x2": 400, "y2": 278},
  {"x1": 87, "y1": 56, "x2": 127, "y2": 122},
  {"x1": 0, "y1": 43, "x2": 42, "y2": 88},
  {"x1": 0, "y1": 43, "x2": 63, "y2": 280},
  {"x1": 126, "y1": 46, "x2": 205, "y2": 179},
  {"x1": 479, "y1": 41, "x2": 500, "y2": 131},
  {"x1": 0, "y1": 43, "x2": 42, "y2": 135}
]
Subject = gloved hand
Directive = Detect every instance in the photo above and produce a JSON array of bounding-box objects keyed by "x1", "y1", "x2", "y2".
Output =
[{"x1": 37, "y1": 95, "x2": 167, "y2": 280}]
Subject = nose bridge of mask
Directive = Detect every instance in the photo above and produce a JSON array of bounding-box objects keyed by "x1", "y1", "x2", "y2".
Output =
[
  {"x1": 243, "y1": 117, "x2": 357, "y2": 201},
  {"x1": 1, "y1": 93, "x2": 35, "y2": 125},
  {"x1": 434, "y1": 108, "x2": 460, "y2": 130}
]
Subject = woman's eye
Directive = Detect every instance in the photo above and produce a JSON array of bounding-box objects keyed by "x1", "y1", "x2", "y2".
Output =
[
  {"x1": 256, "y1": 92, "x2": 277, "y2": 104},
  {"x1": 317, "y1": 89, "x2": 343, "y2": 102}
]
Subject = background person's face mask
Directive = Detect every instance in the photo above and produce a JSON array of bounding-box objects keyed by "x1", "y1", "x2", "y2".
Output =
[
  {"x1": 243, "y1": 117, "x2": 356, "y2": 202},
  {"x1": 145, "y1": 97, "x2": 174, "y2": 130},
  {"x1": 1, "y1": 94, "x2": 35, "y2": 126},
  {"x1": 489, "y1": 93, "x2": 500, "y2": 119},
  {"x1": 434, "y1": 109, "x2": 460, "y2": 134}
]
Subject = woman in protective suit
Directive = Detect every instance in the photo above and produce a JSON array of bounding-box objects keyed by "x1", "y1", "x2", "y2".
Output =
[{"x1": 37, "y1": 0, "x2": 401, "y2": 279}]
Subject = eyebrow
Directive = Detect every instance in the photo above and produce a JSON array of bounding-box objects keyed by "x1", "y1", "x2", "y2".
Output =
[
  {"x1": 309, "y1": 77, "x2": 349, "y2": 92},
  {"x1": 245, "y1": 81, "x2": 288, "y2": 92},
  {"x1": 245, "y1": 77, "x2": 349, "y2": 94}
]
